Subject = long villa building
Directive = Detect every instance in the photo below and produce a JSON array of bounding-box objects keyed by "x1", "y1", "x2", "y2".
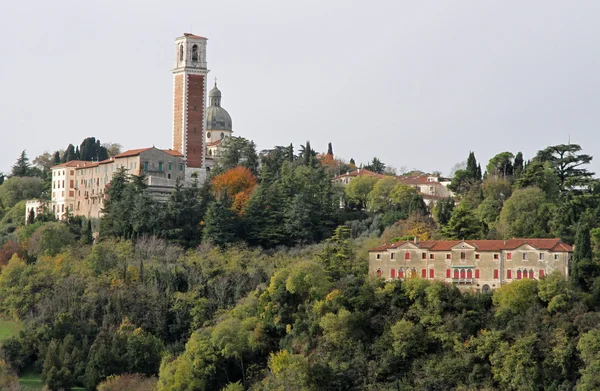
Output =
[{"x1": 369, "y1": 238, "x2": 573, "y2": 292}]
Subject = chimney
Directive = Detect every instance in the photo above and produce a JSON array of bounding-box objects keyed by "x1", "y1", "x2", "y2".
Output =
[{"x1": 414, "y1": 236, "x2": 418, "y2": 245}]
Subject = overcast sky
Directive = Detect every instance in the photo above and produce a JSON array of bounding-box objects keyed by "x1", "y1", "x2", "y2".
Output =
[{"x1": 1, "y1": 0, "x2": 599, "y2": 176}]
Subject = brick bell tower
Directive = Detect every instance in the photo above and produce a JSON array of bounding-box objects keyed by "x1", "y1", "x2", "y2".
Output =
[{"x1": 172, "y1": 33, "x2": 209, "y2": 179}]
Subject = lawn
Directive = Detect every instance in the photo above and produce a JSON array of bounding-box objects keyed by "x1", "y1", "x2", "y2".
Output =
[
  {"x1": 0, "y1": 320, "x2": 21, "y2": 341},
  {"x1": 19, "y1": 369, "x2": 87, "y2": 390}
]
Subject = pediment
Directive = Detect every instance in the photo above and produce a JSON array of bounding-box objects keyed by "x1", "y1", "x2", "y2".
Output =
[
  {"x1": 513, "y1": 243, "x2": 537, "y2": 252},
  {"x1": 451, "y1": 241, "x2": 476, "y2": 250},
  {"x1": 391, "y1": 242, "x2": 419, "y2": 251}
]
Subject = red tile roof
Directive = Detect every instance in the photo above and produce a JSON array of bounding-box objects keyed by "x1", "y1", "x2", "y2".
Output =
[
  {"x1": 398, "y1": 175, "x2": 451, "y2": 185},
  {"x1": 333, "y1": 168, "x2": 386, "y2": 180},
  {"x1": 370, "y1": 238, "x2": 573, "y2": 253},
  {"x1": 206, "y1": 139, "x2": 223, "y2": 147},
  {"x1": 51, "y1": 160, "x2": 91, "y2": 169},
  {"x1": 184, "y1": 33, "x2": 207, "y2": 39},
  {"x1": 112, "y1": 147, "x2": 184, "y2": 159}
]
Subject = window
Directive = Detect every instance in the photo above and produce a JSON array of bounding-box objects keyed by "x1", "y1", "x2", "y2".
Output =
[
  {"x1": 390, "y1": 269, "x2": 396, "y2": 279},
  {"x1": 422, "y1": 253, "x2": 426, "y2": 260},
  {"x1": 376, "y1": 254, "x2": 381, "y2": 260},
  {"x1": 516, "y1": 270, "x2": 522, "y2": 279},
  {"x1": 179, "y1": 44, "x2": 183, "y2": 61},
  {"x1": 475, "y1": 254, "x2": 480, "y2": 259},
  {"x1": 180, "y1": 164, "x2": 184, "y2": 172},
  {"x1": 167, "y1": 173, "x2": 171, "y2": 179},
  {"x1": 376, "y1": 269, "x2": 382, "y2": 278},
  {"x1": 475, "y1": 269, "x2": 480, "y2": 278},
  {"x1": 411, "y1": 268, "x2": 417, "y2": 278},
  {"x1": 168, "y1": 162, "x2": 172, "y2": 171},
  {"x1": 421, "y1": 269, "x2": 427, "y2": 278},
  {"x1": 191, "y1": 44, "x2": 198, "y2": 61},
  {"x1": 454, "y1": 269, "x2": 459, "y2": 279},
  {"x1": 554, "y1": 254, "x2": 560, "y2": 260},
  {"x1": 207, "y1": 132, "x2": 211, "y2": 139},
  {"x1": 507, "y1": 270, "x2": 512, "y2": 279},
  {"x1": 221, "y1": 132, "x2": 225, "y2": 139},
  {"x1": 507, "y1": 253, "x2": 512, "y2": 260},
  {"x1": 539, "y1": 270, "x2": 545, "y2": 278},
  {"x1": 158, "y1": 162, "x2": 163, "y2": 172},
  {"x1": 144, "y1": 161, "x2": 149, "y2": 171},
  {"x1": 529, "y1": 269, "x2": 534, "y2": 279},
  {"x1": 460, "y1": 269, "x2": 466, "y2": 279},
  {"x1": 399, "y1": 268, "x2": 404, "y2": 278},
  {"x1": 405, "y1": 252, "x2": 410, "y2": 260},
  {"x1": 461, "y1": 251, "x2": 466, "y2": 260},
  {"x1": 494, "y1": 269, "x2": 499, "y2": 279},
  {"x1": 391, "y1": 253, "x2": 395, "y2": 259},
  {"x1": 467, "y1": 269, "x2": 472, "y2": 279},
  {"x1": 523, "y1": 253, "x2": 528, "y2": 261},
  {"x1": 446, "y1": 269, "x2": 451, "y2": 278},
  {"x1": 539, "y1": 253, "x2": 544, "y2": 260},
  {"x1": 429, "y1": 269, "x2": 434, "y2": 279},
  {"x1": 494, "y1": 254, "x2": 499, "y2": 260},
  {"x1": 446, "y1": 254, "x2": 451, "y2": 260},
  {"x1": 429, "y1": 253, "x2": 435, "y2": 260},
  {"x1": 61, "y1": 204, "x2": 64, "y2": 212}
]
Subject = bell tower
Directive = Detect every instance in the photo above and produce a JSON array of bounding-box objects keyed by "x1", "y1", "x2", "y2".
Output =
[{"x1": 172, "y1": 33, "x2": 209, "y2": 176}]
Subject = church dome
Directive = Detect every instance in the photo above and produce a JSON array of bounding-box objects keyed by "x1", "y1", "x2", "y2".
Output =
[{"x1": 206, "y1": 82, "x2": 232, "y2": 131}]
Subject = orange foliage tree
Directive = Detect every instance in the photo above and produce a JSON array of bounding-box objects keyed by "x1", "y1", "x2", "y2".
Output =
[{"x1": 211, "y1": 166, "x2": 257, "y2": 215}]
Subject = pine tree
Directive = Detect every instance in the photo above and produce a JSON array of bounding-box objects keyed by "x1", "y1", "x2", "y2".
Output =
[
  {"x1": 11, "y1": 150, "x2": 31, "y2": 177},
  {"x1": 466, "y1": 152, "x2": 478, "y2": 180},
  {"x1": 327, "y1": 142, "x2": 333, "y2": 156},
  {"x1": 203, "y1": 198, "x2": 239, "y2": 247},
  {"x1": 27, "y1": 208, "x2": 36, "y2": 225},
  {"x1": 572, "y1": 223, "x2": 596, "y2": 290}
]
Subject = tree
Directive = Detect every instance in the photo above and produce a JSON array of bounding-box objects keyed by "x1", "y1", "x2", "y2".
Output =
[
  {"x1": 572, "y1": 223, "x2": 596, "y2": 290},
  {"x1": 515, "y1": 160, "x2": 560, "y2": 200},
  {"x1": 497, "y1": 187, "x2": 554, "y2": 239},
  {"x1": 435, "y1": 197, "x2": 455, "y2": 226},
  {"x1": 514, "y1": 152, "x2": 524, "y2": 178},
  {"x1": 577, "y1": 330, "x2": 600, "y2": 391},
  {"x1": 349, "y1": 158, "x2": 356, "y2": 166},
  {"x1": 0, "y1": 177, "x2": 45, "y2": 208},
  {"x1": 63, "y1": 144, "x2": 76, "y2": 163},
  {"x1": 486, "y1": 152, "x2": 514, "y2": 178},
  {"x1": 367, "y1": 177, "x2": 398, "y2": 212},
  {"x1": 219, "y1": 137, "x2": 260, "y2": 176},
  {"x1": 203, "y1": 198, "x2": 239, "y2": 247},
  {"x1": 344, "y1": 175, "x2": 378, "y2": 210},
  {"x1": 442, "y1": 202, "x2": 482, "y2": 239},
  {"x1": 53, "y1": 151, "x2": 61, "y2": 165},
  {"x1": 27, "y1": 222, "x2": 76, "y2": 258},
  {"x1": 103, "y1": 142, "x2": 123, "y2": 157},
  {"x1": 536, "y1": 144, "x2": 594, "y2": 191},
  {"x1": 211, "y1": 167, "x2": 257, "y2": 214},
  {"x1": 26, "y1": 208, "x2": 35, "y2": 225},
  {"x1": 32, "y1": 152, "x2": 54, "y2": 171},
  {"x1": 364, "y1": 157, "x2": 386, "y2": 174},
  {"x1": 327, "y1": 142, "x2": 333, "y2": 156},
  {"x1": 11, "y1": 151, "x2": 31, "y2": 177},
  {"x1": 466, "y1": 151, "x2": 479, "y2": 180}
]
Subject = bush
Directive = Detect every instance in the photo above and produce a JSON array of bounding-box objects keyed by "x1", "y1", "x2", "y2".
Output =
[{"x1": 97, "y1": 373, "x2": 158, "y2": 391}]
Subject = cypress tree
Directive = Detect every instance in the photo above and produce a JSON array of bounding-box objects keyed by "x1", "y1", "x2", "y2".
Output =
[
  {"x1": 350, "y1": 158, "x2": 356, "y2": 166},
  {"x1": 514, "y1": 152, "x2": 524, "y2": 178},
  {"x1": 27, "y1": 208, "x2": 36, "y2": 225},
  {"x1": 287, "y1": 143, "x2": 294, "y2": 162},
  {"x1": 75, "y1": 146, "x2": 80, "y2": 160},
  {"x1": 327, "y1": 142, "x2": 333, "y2": 156},
  {"x1": 64, "y1": 144, "x2": 76, "y2": 162},
  {"x1": 466, "y1": 152, "x2": 478, "y2": 180},
  {"x1": 53, "y1": 151, "x2": 61, "y2": 165},
  {"x1": 572, "y1": 223, "x2": 595, "y2": 290},
  {"x1": 476, "y1": 164, "x2": 482, "y2": 181}
]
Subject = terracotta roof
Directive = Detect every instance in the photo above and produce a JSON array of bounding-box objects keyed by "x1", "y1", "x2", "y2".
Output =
[
  {"x1": 370, "y1": 238, "x2": 573, "y2": 253},
  {"x1": 112, "y1": 147, "x2": 184, "y2": 159},
  {"x1": 206, "y1": 139, "x2": 223, "y2": 147},
  {"x1": 333, "y1": 168, "x2": 386, "y2": 180},
  {"x1": 51, "y1": 160, "x2": 91, "y2": 169},
  {"x1": 184, "y1": 33, "x2": 207, "y2": 39}
]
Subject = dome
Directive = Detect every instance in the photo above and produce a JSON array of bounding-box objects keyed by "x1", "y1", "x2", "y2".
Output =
[
  {"x1": 206, "y1": 82, "x2": 232, "y2": 131},
  {"x1": 206, "y1": 106, "x2": 232, "y2": 131}
]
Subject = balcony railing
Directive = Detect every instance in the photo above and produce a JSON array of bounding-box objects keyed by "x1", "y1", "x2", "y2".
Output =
[{"x1": 452, "y1": 278, "x2": 475, "y2": 285}]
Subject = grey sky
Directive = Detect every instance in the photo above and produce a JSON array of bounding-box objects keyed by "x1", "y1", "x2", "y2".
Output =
[{"x1": 1, "y1": 0, "x2": 599, "y2": 176}]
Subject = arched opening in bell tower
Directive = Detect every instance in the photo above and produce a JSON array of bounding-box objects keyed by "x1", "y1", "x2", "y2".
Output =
[
  {"x1": 192, "y1": 44, "x2": 199, "y2": 61},
  {"x1": 179, "y1": 44, "x2": 184, "y2": 61}
]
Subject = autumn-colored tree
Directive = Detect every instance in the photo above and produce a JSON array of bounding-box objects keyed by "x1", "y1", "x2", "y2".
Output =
[{"x1": 211, "y1": 167, "x2": 257, "y2": 215}]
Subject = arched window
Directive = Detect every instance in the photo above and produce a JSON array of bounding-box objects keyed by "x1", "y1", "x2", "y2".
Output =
[
  {"x1": 411, "y1": 268, "x2": 417, "y2": 278},
  {"x1": 207, "y1": 132, "x2": 211, "y2": 139},
  {"x1": 398, "y1": 268, "x2": 404, "y2": 278},
  {"x1": 453, "y1": 269, "x2": 459, "y2": 279},
  {"x1": 179, "y1": 44, "x2": 184, "y2": 61},
  {"x1": 192, "y1": 44, "x2": 198, "y2": 61},
  {"x1": 516, "y1": 270, "x2": 522, "y2": 279},
  {"x1": 539, "y1": 269, "x2": 545, "y2": 278},
  {"x1": 208, "y1": 150, "x2": 212, "y2": 156},
  {"x1": 467, "y1": 269, "x2": 473, "y2": 279},
  {"x1": 529, "y1": 269, "x2": 534, "y2": 279},
  {"x1": 376, "y1": 269, "x2": 382, "y2": 278},
  {"x1": 390, "y1": 269, "x2": 396, "y2": 279},
  {"x1": 221, "y1": 132, "x2": 225, "y2": 139},
  {"x1": 522, "y1": 269, "x2": 528, "y2": 279},
  {"x1": 460, "y1": 269, "x2": 466, "y2": 279}
]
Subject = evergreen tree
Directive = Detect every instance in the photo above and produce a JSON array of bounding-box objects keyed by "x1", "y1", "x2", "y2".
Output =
[
  {"x1": 11, "y1": 150, "x2": 31, "y2": 177},
  {"x1": 203, "y1": 198, "x2": 239, "y2": 247},
  {"x1": 63, "y1": 144, "x2": 76, "y2": 163},
  {"x1": 0, "y1": 173, "x2": 4, "y2": 186},
  {"x1": 572, "y1": 223, "x2": 596, "y2": 290},
  {"x1": 435, "y1": 197, "x2": 455, "y2": 226},
  {"x1": 349, "y1": 158, "x2": 356, "y2": 166},
  {"x1": 82, "y1": 220, "x2": 93, "y2": 244},
  {"x1": 476, "y1": 163, "x2": 482, "y2": 181},
  {"x1": 466, "y1": 152, "x2": 478, "y2": 179},
  {"x1": 287, "y1": 143, "x2": 294, "y2": 162},
  {"x1": 327, "y1": 142, "x2": 333, "y2": 156},
  {"x1": 514, "y1": 152, "x2": 524, "y2": 178},
  {"x1": 302, "y1": 141, "x2": 313, "y2": 166},
  {"x1": 442, "y1": 202, "x2": 482, "y2": 239},
  {"x1": 364, "y1": 157, "x2": 386, "y2": 174},
  {"x1": 53, "y1": 151, "x2": 61, "y2": 165},
  {"x1": 27, "y1": 208, "x2": 36, "y2": 225},
  {"x1": 536, "y1": 144, "x2": 594, "y2": 191},
  {"x1": 75, "y1": 146, "x2": 81, "y2": 160}
]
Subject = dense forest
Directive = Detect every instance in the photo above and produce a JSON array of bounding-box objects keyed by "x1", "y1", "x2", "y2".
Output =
[{"x1": 0, "y1": 138, "x2": 600, "y2": 390}]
